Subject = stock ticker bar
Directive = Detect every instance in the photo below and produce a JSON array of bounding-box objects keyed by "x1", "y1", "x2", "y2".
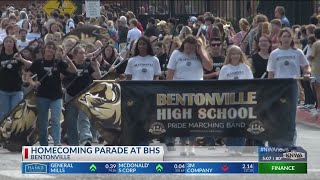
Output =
[
  {"x1": 21, "y1": 146, "x2": 308, "y2": 174},
  {"x1": 22, "y1": 162, "x2": 258, "y2": 174},
  {"x1": 21, "y1": 162, "x2": 308, "y2": 174}
]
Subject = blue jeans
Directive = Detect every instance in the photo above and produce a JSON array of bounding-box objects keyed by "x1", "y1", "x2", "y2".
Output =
[
  {"x1": 36, "y1": 97, "x2": 62, "y2": 146},
  {"x1": 65, "y1": 93, "x2": 92, "y2": 145},
  {"x1": 0, "y1": 90, "x2": 23, "y2": 122}
]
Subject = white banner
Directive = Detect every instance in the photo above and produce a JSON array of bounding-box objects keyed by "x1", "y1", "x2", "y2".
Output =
[
  {"x1": 22, "y1": 146, "x2": 164, "y2": 162},
  {"x1": 85, "y1": 0, "x2": 100, "y2": 17}
]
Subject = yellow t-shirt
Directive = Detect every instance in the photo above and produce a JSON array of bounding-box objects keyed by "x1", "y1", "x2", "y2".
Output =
[{"x1": 311, "y1": 40, "x2": 320, "y2": 74}]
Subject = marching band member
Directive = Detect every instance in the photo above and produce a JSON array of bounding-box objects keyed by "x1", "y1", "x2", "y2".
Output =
[
  {"x1": 102, "y1": 44, "x2": 117, "y2": 71},
  {"x1": 124, "y1": 36, "x2": 161, "y2": 80},
  {"x1": 166, "y1": 35, "x2": 213, "y2": 156},
  {"x1": 0, "y1": 36, "x2": 32, "y2": 121},
  {"x1": 267, "y1": 28, "x2": 311, "y2": 147},
  {"x1": 204, "y1": 37, "x2": 225, "y2": 80},
  {"x1": 64, "y1": 45, "x2": 102, "y2": 146},
  {"x1": 26, "y1": 41, "x2": 77, "y2": 146},
  {"x1": 218, "y1": 45, "x2": 253, "y2": 155},
  {"x1": 124, "y1": 36, "x2": 161, "y2": 146},
  {"x1": 250, "y1": 34, "x2": 272, "y2": 79}
]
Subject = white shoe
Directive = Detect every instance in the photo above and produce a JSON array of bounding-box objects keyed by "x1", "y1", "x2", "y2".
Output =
[{"x1": 311, "y1": 109, "x2": 320, "y2": 116}]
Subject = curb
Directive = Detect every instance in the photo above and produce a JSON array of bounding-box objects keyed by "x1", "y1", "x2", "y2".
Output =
[{"x1": 296, "y1": 108, "x2": 320, "y2": 128}]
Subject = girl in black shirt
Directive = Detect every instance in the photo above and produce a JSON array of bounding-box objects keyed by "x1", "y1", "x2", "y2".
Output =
[
  {"x1": 0, "y1": 36, "x2": 32, "y2": 121},
  {"x1": 250, "y1": 34, "x2": 271, "y2": 79},
  {"x1": 26, "y1": 41, "x2": 77, "y2": 146}
]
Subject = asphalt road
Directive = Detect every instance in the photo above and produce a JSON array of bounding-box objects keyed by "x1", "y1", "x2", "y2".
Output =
[{"x1": 0, "y1": 122, "x2": 319, "y2": 180}]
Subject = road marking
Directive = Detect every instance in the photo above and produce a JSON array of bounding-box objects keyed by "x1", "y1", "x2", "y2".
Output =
[{"x1": 0, "y1": 170, "x2": 55, "y2": 179}]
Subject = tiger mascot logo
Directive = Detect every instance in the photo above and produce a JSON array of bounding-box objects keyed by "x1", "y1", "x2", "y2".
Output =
[
  {"x1": 75, "y1": 82, "x2": 121, "y2": 145},
  {"x1": 0, "y1": 92, "x2": 64, "y2": 152},
  {"x1": 0, "y1": 92, "x2": 37, "y2": 151}
]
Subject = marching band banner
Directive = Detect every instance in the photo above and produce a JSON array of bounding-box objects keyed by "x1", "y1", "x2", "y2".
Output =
[
  {"x1": 120, "y1": 79, "x2": 298, "y2": 145},
  {"x1": 72, "y1": 74, "x2": 121, "y2": 145}
]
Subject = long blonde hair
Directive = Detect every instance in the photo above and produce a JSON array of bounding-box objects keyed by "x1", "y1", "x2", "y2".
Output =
[{"x1": 224, "y1": 45, "x2": 251, "y2": 67}]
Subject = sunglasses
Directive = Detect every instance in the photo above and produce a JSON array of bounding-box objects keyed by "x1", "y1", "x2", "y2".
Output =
[{"x1": 211, "y1": 43, "x2": 221, "y2": 47}]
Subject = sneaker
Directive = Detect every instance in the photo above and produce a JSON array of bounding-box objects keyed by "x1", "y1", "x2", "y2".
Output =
[{"x1": 311, "y1": 109, "x2": 320, "y2": 116}]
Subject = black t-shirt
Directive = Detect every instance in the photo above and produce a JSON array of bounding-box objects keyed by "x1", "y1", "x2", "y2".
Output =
[
  {"x1": 157, "y1": 52, "x2": 167, "y2": 71},
  {"x1": 29, "y1": 59, "x2": 69, "y2": 100},
  {"x1": 64, "y1": 62, "x2": 95, "y2": 97},
  {"x1": 204, "y1": 55, "x2": 225, "y2": 79},
  {"x1": 0, "y1": 53, "x2": 23, "y2": 92},
  {"x1": 251, "y1": 53, "x2": 268, "y2": 79},
  {"x1": 118, "y1": 26, "x2": 129, "y2": 44},
  {"x1": 144, "y1": 25, "x2": 160, "y2": 37},
  {"x1": 300, "y1": 38, "x2": 308, "y2": 52}
]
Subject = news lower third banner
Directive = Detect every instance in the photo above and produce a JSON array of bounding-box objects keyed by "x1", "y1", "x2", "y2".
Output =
[
  {"x1": 21, "y1": 146, "x2": 307, "y2": 174},
  {"x1": 120, "y1": 79, "x2": 298, "y2": 144}
]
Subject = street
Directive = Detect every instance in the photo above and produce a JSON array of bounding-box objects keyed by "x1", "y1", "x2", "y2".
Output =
[{"x1": 0, "y1": 122, "x2": 319, "y2": 180}]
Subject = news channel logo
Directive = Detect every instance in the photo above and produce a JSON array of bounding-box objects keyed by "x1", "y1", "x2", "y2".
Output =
[{"x1": 24, "y1": 163, "x2": 47, "y2": 174}]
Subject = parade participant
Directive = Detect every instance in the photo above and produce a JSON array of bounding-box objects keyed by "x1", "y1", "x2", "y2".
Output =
[
  {"x1": 12, "y1": 24, "x2": 20, "y2": 40},
  {"x1": 218, "y1": 45, "x2": 253, "y2": 79},
  {"x1": 125, "y1": 36, "x2": 161, "y2": 80},
  {"x1": 21, "y1": 19, "x2": 31, "y2": 33},
  {"x1": 274, "y1": 6, "x2": 290, "y2": 27},
  {"x1": 145, "y1": 17, "x2": 160, "y2": 38},
  {"x1": 44, "y1": 33, "x2": 54, "y2": 44},
  {"x1": 231, "y1": 18, "x2": 250, "y2": 53},
  {"x1": 308, "y1": 27, "x2": 320, "y2": 114},
  {"x1": 16, "y1": 29, "x2": 30, "y2": 51},
  {"x1": 166, "y1": 35, "x2": 213, "y2": 155},
  {"x1": 126, "y1": 11, "x2": 143, "y2": 33},
  {"x1": 5, "y1": 25, "x2": 15, "y2": 37},
  {"x1": 62, "y1": 37, "x2": 78, "y2": 59},
  {"x1": 118, "y1": 16, "x2": 129, "y2": 49},
  {"x1": 127, "y1": 19, "x2": 141, "y2": 49},
  {"x1": 102, "y1": 45, "x2": 117, "y2": 71},
  {"x1": 27, "y1": 20, "x2": 41, "y2": 41},
  {"x1": 204, "y1": 16, "x2": 215, "y2": 41},
  {"x1": 178, "y1": 26, "x2": 192, "y2": 41},
  {"x1": 204, "y1": 37, "x2": 225, "y2": 80},
  {"x1": 218, "y1": 45, "x2": 253, "y2": 155},
  {"x1": 167, "y1": 35, "x2": 212, "y2": 80},
  {"x1": 26, "y1": 41, "x2": 77, "y2": 146},
  {"x1": 267, "y1": 28, "x2": 311, "y2": 146},
  {"x1": 154, "y1": 41, "x2": 166, "y2": 70},
  {"x1": 48, "y1": 22, "x2": 60, "y2": 34},
  {"x1": 250, "y1": 35, "x2": 271, "y2": 79},
  {"x1": 248, "y1": 14, "x2": 268, "y2": 54},
  {"x1": 64, "y1": 13, "x2": 75, "y2": 34},
  {"x1": 64, "y1": 45, "x2": 102, "y2": 146},
  {"x1": 270, "y1": 19, "x2": 281, "y2": 50},
  {"x1": 0, "y1": 36, "x2": 32, "y2": 121},
  {"x1": 53, "y1": 32, "x2": 62, "y2": 45}
]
